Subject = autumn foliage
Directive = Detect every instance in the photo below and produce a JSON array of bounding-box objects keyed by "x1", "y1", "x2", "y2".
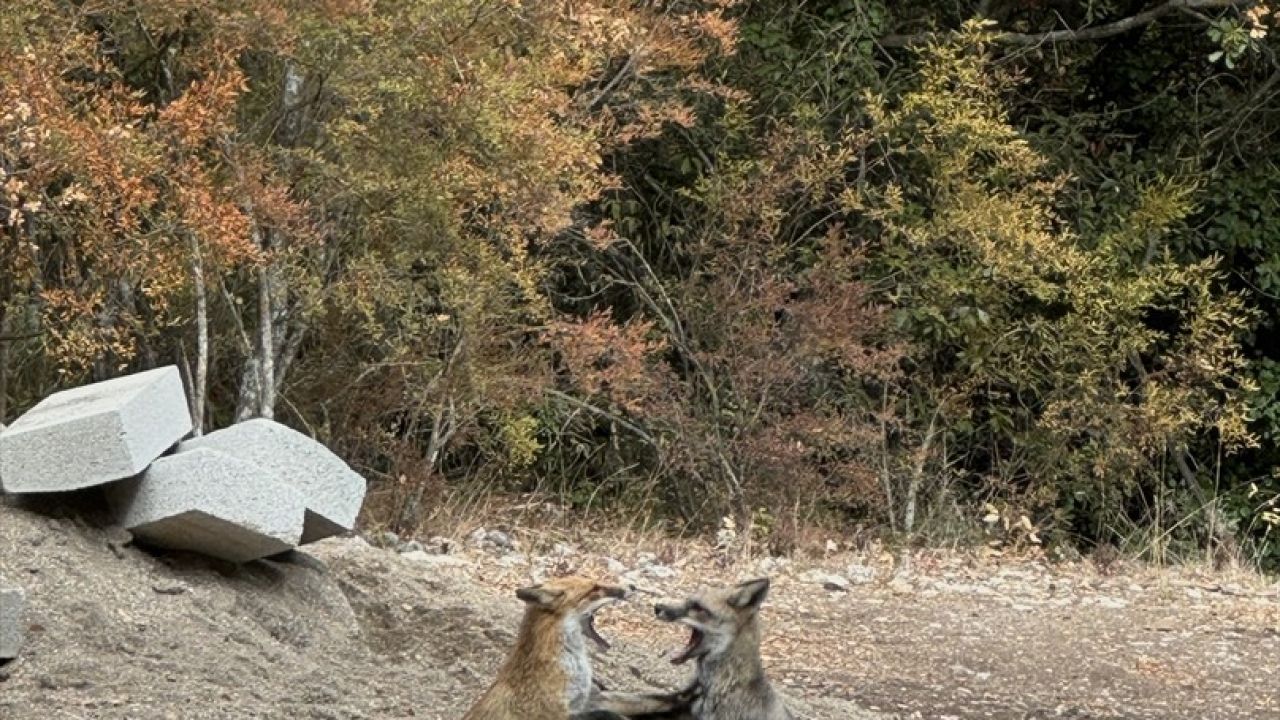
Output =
[{"x1": 3, "y1": 1, "x2": 1280, "y2": 566}]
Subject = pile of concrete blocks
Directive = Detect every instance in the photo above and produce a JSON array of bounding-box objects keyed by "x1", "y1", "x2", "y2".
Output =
[{"x1": 0, "y1": 366, "x2": 367, "y2": 564}]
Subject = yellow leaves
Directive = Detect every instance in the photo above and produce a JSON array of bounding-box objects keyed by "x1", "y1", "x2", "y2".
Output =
[{"x1": 498, "y1": 414, "x2": 543, "y2": 469}]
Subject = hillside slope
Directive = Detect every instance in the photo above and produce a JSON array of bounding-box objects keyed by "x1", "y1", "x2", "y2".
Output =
[{"x1": 0, "y1": 500, "x2": 877, "y2": 720}]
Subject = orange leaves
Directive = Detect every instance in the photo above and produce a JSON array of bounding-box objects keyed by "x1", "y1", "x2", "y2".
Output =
[
  {"x1": 0, "y1": 1, "x2": 314, "y2": 374},
  {"x1": 547, "y1": 310, "x2": 670, "y2": 415},
  {"x1": 171, "y1": 159, "x2": 257, "y2": 266},
  {"x1": 156, "y1": 64, "x2": 247, "y2": 146}
]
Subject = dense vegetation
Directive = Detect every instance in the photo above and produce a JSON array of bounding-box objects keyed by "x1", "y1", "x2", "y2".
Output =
[{"x1": 3, "y1": 1, "x2": 1279, "y2": 566}]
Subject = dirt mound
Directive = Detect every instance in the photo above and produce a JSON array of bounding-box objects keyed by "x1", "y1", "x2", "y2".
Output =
[{"x1": 0, "y1": 501, "x2": 876, "y2": 719}]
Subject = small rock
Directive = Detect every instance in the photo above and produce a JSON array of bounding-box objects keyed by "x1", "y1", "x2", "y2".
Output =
[
  {"x1": 1, "y1": 586, "x2": 25, "y2": 660},
  {"x1": 756, "y1": 556, "x2": 791, "y2": 576},
  {"x1": 822, "y1": 576, "x2": 850, "y2": 593},
  {"x1": 401, "y1": 550, "x2": 473, "y2": 568},
  {"x1": 800, "y1": 570, "x2": 848, "y2": 592},
  {"x1": 846, "y1": 563, "x2": 876, "y2": 585},
  {"x1": 424, "y1": 536, "x2": 452, "y2": 554},
  {"x1": 375, "y1": 530, "x2": 401, "y2": 548},
  {"x1": 604, "y1": 557, "x2": 628, "y2": 575},
  {"x1": 398, "y1": 540, "x2": 424, "y2": 554},
  {"x1": 888, "y1": 578, "x2": 914, "y2": 595},
  {"x1": 642, "y1": 563, "x2": 677, "y2": 580},
  {"x1": 467, "y1": 528, "x2": 519, "y2": 554},
  {"x1": 152, "y1": 582, "x2": 188, "y2": 596},
  {"x1": 487, "y1": 530, "x2": 516, "y2": 551}
]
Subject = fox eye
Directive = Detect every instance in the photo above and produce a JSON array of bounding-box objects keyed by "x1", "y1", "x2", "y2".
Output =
[{"x1": 689, "y1": 601, "x2": 706, "y2": 614}]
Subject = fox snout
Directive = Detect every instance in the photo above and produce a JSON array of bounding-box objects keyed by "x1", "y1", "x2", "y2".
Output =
[
  {"x1": 606, "y1": 584, "x2": 633, "y2": 600},
  {"x1": 654, "y1": 602, "x2": 685, "y2": 621}
]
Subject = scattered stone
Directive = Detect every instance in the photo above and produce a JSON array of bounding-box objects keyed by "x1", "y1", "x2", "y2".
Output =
[
  {"x1": 107, "y1": 447, "x2": 306, "y2": 563},
  {"x1": 630, "y1": 551, "x2": 676, "y2": 580},
  {"x1": 1, "y1": 586, "x2": 25, "y2": 660},
  {"x1": 823, "y1": 575, "x2": 851, "y2": 593},
  {"x1": 152, "y1": 582, "x2": 189, "y2": 596},
  {"x1": 604, "y1": 557, "x2": 628, "y2": 576},
  {"x1": 640, "y1": 563, "x2": 676, "y2": 579},
  {"x1": 401, "y1": 551, "x2": 473, "y2": 569},
  {"x1": 374, "y1": 531, "x2": 401, "y2": 548},
  {"x1": 398, "y1": 540, "x2": 424, "y2": 554},
  {"x1": 424, "y1": 536, "x2": 452, "y2": 554},
  {"x1": 466, "y1": 528, "x2": 518, "y2": 554},
  {"x1": 0, "y1": 366, "x2": 192, "y2": 494},
  {"x1": 486, "y1": 530, "x2": 515, "y2": 551},
  {"x1": 756, "y1": 556, "x2": 791, "y2": 577},
  {"x1": 800, "y1": 570, "x2": 849, "y2": 592},
  {"x1": 180, "y1": 419, "x2": 366, "y2": 543},
  {"x1": 846, "y1": 563, "x2": 877, "y2": 585}
]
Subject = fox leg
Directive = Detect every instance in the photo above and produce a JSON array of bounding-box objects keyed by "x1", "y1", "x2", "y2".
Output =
[{"x1": 587, "y1": 681, "x2": 699, "y2": 719}]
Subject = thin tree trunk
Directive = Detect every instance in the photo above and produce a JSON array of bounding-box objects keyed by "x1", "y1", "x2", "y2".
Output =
[
  {"x1": 256, "y1": 261, "x2": 275, "y2": 420},
  {"x1": 190, "y1": 235, "x2": 208, "y2": 434},
  {"x1": 233, "y1": 62, "x2": 307, "y2": 422},
  {"x1": 0, "y1": 304, "x2": 9, "y2": 423}
]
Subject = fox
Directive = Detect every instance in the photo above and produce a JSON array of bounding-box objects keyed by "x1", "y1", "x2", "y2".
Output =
[
  {"x1": 651, "y1": 577, "x2": 792, "y2": 720},
  {"x1": 462, "y1": 575, "x2": 634, "y2": 720}
]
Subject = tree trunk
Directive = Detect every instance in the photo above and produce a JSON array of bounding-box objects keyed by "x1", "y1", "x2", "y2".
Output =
[
  {"x1": 190, "y1": 235, "x2": 208, "y2": 434},
  {"x1": 233, "y1": 62, "x2": 308, "y2": 422},
  {"x1": 0, "y1": 304, "x2": 9, "y2": 423},
  {"x1": 256, "y1": 261, "x2": 275, "y2": 420}
]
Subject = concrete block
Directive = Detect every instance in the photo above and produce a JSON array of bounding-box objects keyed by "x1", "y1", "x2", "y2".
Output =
[
  {"x1": 0, "y1": 366, "x2": 192, "y2": 494},
  {"x1": 181, "y1": 419, "x2": 366, "y2": 543},
  {"x1": 1, "y1": 586, "x2": 24, "y2": 660},
  {"x1": 108, "y1": 447, "x2": 306, "y2": 563}
]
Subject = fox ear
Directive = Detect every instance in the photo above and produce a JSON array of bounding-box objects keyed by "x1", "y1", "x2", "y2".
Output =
[
  {"x1": 727, "y1": 577, "x2": 770, "y2": 610},
  {"x1": 516, "y1": 584, "x2": 563, "y2": 608}
]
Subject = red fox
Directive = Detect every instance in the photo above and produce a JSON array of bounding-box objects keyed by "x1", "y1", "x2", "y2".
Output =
[
  {"x1": 652, "y1": 577, "x2": 792, "y2": 720},
  {"x1": 462, "y1": 576, "x2": 630, "y2": 720}
]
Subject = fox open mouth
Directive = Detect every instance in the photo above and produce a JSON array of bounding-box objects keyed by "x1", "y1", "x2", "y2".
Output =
[
  {"x1": 582, "y1": 585, "x2": 629, "y2": 651},
  {"x1": 582, "y1": 612, "x2": 611, "y2": 651},
  {"x1": 670, "y1": 627, "x2": 704, "y2": 665}
]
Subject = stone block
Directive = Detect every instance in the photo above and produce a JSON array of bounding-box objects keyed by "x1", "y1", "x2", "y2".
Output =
[
  {"x1": 108, "y1": 447, "x2": 305, "y2": 563},
  {"x1": 0, "y1": 366, "x2": 192, "y2": 494},
  {"x1": 181, "y1": 419, "x2": 365, "y2": 543},
  {"x1": 1, "y1": 586, "x2": 24, "y2": 660}
]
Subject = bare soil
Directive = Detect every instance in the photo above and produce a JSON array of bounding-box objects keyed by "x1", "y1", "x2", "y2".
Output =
[{"x1": 1, "y1": 500, "x2": 1277, "y2": 719}]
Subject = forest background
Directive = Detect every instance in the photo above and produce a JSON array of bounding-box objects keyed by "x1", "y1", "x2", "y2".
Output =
[{"x1": 3, "y1": 0, "x2": 1280, "y2": 569}]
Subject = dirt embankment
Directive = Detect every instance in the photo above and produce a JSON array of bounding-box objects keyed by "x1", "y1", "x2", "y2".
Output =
[{"x1": 1, "y1": 500, "x2": 1277, "y2": 719}]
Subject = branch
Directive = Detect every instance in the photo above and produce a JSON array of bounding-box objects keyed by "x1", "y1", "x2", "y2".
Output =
[
  {"x1": 880, "y1": 0, "x2": 1252, "y2": 48},
  {"x1": 587, "y1": 52, "x2": 639, "y2": 111},
  {"x1": 543, "y1": 388, "x2": 659, "y2": 448}
]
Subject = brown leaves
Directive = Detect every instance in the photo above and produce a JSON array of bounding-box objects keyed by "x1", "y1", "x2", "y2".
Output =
[{"x1": 547, "y1": 309, "x2": 670, "y2": 415}]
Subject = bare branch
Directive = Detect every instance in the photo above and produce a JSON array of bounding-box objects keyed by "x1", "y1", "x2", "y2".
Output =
[{"x1": 880, "y1": 0, "x2": 1252, "y2": 48}]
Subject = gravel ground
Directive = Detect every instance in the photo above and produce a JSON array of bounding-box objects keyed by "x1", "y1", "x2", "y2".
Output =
[{"x1": 2, "y1": 499, "x2": 1277, "y2": 719}]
